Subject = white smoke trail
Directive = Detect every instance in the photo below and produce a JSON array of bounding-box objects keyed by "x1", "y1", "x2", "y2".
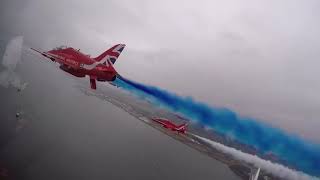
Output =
[
  {"x1": 193, "y1": 134, "x2": 319, "y2": 180},
  {"x1": 0, "y1": 36, "x2": 27, "y2": 90}
]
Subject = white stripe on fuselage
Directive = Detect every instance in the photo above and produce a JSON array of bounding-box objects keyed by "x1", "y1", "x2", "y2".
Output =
[
  {"x1": 82, "y1": 55, "x2": 116, "y2": 70},
  {"x1": 176, "y1": 126, "x2": 184, "y2": 130}
]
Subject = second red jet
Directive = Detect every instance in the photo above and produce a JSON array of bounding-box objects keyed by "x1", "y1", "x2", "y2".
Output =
[
  {"x1": 31, "y1": 44, "x2": 125, "y2": 89},
  {"x1": 152, "y1": 117, "x2": 188, "y2": 134}
]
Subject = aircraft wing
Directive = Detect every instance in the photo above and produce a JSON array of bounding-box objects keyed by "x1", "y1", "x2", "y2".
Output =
[{"x1": 176, "y1": 123, "x2": 188, "y2": 130}]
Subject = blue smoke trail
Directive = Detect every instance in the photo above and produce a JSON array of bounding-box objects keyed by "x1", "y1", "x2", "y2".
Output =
[{"x1": 113, "y1": 76, "x2": 320, "y2": 177}]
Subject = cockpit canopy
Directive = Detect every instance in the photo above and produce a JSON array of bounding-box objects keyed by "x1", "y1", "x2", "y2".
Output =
[
  {"x1": 53, "y1": 45, "x2": 69, "y2": 50},
  {"x1": 51, "y1": 46, "x2": 90, "y2": 57}
]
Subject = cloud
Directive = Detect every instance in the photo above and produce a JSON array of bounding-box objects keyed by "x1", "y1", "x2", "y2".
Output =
[{"x1": 1, "y1": 0, "x2": 320, "y2": 141}]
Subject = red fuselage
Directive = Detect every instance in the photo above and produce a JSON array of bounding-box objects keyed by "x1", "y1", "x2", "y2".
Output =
[
  {"x1": 47, "y1": 48, "x2": 117, "y2": 81},
  {"x1": 152, "y1": 118, "x2": 187, "y2": 134}
]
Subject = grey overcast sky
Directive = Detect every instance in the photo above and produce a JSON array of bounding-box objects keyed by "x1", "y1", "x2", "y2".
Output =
[{"x1": 1, "y1": 0, "x2": 320, "y2": 142}]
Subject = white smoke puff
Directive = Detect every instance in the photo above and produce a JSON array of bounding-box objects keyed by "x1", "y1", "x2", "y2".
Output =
[
  {"x1": 193, "y1": 134, "x2": 319, "y2": 180},
  {"x1": 0, "y1": 70, "x2": 26, "y2": 89},
  {"x1": 2, "y1": 36, "x2": 23, "y2": 70},
  {"x1": 0, "y1": 70, "x2": 10, "y2": 87},
  {"x1": 0, "y1": 36, "x2": 27, "y2": 90}
]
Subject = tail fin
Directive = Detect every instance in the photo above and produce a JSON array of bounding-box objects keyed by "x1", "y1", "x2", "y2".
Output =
[{"x1": 94, "y1": 44, "x2": 125, "y2": 65}]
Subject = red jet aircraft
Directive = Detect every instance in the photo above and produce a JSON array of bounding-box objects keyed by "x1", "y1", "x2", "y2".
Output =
[
  {"x1": 31, "y1": 44, "x2": 125, "y2": 89},
  {"x1": 152, "y1": 118, "x2": 188, "y2": 134}
]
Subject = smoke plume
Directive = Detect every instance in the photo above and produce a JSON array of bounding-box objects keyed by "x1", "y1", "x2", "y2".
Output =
[
  {"x1": 114, "y1": 76, "x2": 320, "y2": 177},
  {"x1": 194, "y1": 134, "x2": 319, "y2": 180}
]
